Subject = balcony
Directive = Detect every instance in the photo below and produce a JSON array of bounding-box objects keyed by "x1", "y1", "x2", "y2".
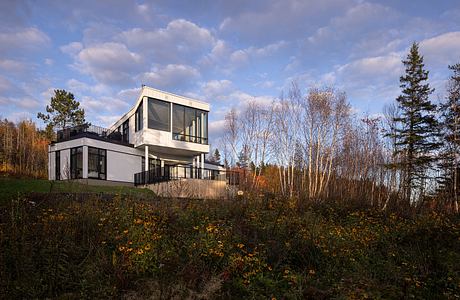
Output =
[{"x1": 55, "y1": 124, "x2": 132, "y2": 146}]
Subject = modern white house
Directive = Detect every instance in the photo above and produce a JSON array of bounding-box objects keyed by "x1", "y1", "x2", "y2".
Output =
[{"x1": 48, "y1": 86, "x2": 226, "y2": 187}]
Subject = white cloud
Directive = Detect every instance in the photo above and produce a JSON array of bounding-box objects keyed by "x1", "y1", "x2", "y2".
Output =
[
  {"x1": 74, "y1": 42, "x2": 144, "y2": 86},
  {"x1": 0, "y1": 27, "x2": 50, "y2": 54},
  {"x1": 0, "y1": 59, "x2": 28, "y2": 73},
  {"x1": 118, "y1": 19, "x2": 215, "y2": 63},
  {"x1": 219, "y1": 0, "x2": 353, "y2": 44},
  {"x1": 60, "y1": 42, "x2": 83, "y2": 56},
  {"x1": 308, "y1": 2, "x2": 398, "y2": 45},
  {"x1": 420, "y1": 31, "x2": 460, "y2": 66},
  {"x1": 336, "y1": 53, "x2": 403, "y2": 81},
  {"x1": 140, "y1": 64, "x2": 200, "y2": 90},
  {"x1": 202, "y1": 79, "x2": 233, "y2": 98}
]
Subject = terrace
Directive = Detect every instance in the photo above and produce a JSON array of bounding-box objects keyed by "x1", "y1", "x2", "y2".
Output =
[{"x1": 55, "y1": 124, "x2": 132, "y2": 146}]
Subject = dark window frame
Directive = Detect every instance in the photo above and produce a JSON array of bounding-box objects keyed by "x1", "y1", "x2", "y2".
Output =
[
  {"x1": 172, "y1": 103, "x2": 208, "y2": 144},
  {"x1": 122, "y1": 120, "x2": 129, "y2": 143},
  {"x1": 70, "y1": 146, "x2": 83, "y2": 179},
  {"x1": 135, "y1": 102, "x2": 143, "y2": 132},
  {"x1": 88, "y1": 147, "x2": 107, "y2": 180},
  {"x1": 148, "y1": 98, "x2": 171, "y2": 132},
  {"x1": 55, "y1": 151, "x2": 60, "y2": 180}
]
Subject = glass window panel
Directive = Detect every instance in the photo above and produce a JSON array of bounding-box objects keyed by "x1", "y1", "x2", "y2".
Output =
[
  {"x1": 135, "y1": 102, "x2": 143, "y2": 131},
  {"x1": 88, "y1": 147, "x2": 106, "y2": 180},
  {"x1": 203, "y1": 111, "x2": 208, "y2": 143},
  {"x1": 184, "y1": 107, "x2": 196, "y2": 142},
  {"x1": 71, "y1": 147, "x2": 83, "y2": 179},
  {"x1": 173, "y1": 104, "x2": 185, "y2": 140},
  {"x1": 148, "y1": 98, "x2": 170, "y2": 131}
]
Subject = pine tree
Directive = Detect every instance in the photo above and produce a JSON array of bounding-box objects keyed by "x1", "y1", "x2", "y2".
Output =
[
  {"x1": 37, "y1": 89, "x2": 86, "y2": 131},
  {"x1": 438, "y1": 63, "x2": 460, "y2": 212},
  {"x1": 391, "y1": 43, "x2": 440, "y2": 203}
]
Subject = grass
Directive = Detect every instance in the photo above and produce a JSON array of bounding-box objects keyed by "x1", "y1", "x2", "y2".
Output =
[
  {"x1": 0, "y1": 178, "x2": 459, "y2": 298},
  {"x1": 0, "y1": 176, "x2": 154, "y2": 204}
]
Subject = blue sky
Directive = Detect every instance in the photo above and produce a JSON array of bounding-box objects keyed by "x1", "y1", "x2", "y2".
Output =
[{"x1": 1, "y1": 0, "x2": 459, "y2": 140}]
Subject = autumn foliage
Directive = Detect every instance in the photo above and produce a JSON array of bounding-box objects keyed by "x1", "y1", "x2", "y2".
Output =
[{"x1": 0, "y1": 119, "x2": 50, "y2": 178}]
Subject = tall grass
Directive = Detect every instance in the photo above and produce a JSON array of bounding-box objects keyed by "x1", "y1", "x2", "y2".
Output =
[{"x1": 0, "y1": 193, "x2": 459, "y2": 298}]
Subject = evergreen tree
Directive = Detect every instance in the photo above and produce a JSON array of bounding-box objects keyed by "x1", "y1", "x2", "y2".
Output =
[
  {"x1": 37, "y1": 89, "x2": 86, "y2": 132},
  {"x1": 213, "y1": 148, "x2": 221, "y2": 164},
  {"x1": 438, "y1": 63, "x2": 460, "y2": 211},
  {"x1": 237, "y1": 145, "x2": 250, "y2": 169},
  {"x1": 390, "y1": 43, "x2": 440, "y2": 203}
]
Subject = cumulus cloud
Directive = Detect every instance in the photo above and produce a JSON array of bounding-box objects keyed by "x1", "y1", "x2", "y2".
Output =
[
  {"x1": 219, "y1": 0, "x2": 353, "y2": 44},
  {"x1": 0, "y1": 27, "x2": 50, "y2": 54},
  {"x1": 336, "y1": 53, "x2": 403, "y2": 81},
  {"x1": 0, "y1": 59, "x2": 28, "y2": 73},
  {"x1": 201, "y1": 79, "x2": 233, "y2": 98},
  {"x1": 74, "y1": 42, "x2": 145, "y2": 86},
  {"x1": 60, "y1": 42, "x2": 83, "y2": 56},
  {"x1": 139, "y1": 64, "x2": 200, "y2": 90},
  {"x1": 420, "y1": 31, "x2": 460, "y2": 66},
  {"x1": 118, "y1": 19, "x2": 215, "y2": 63},
  {"x1": 307, "y1": 2, "x2": 398, "y2": 45}
]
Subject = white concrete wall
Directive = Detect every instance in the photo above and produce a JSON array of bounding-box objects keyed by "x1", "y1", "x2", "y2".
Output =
[
  {"x1": 107, "y1": 150, "x2": 141, "y2": 183},
  {"x1": 49, "y1": 138, "x2": 145, "y2": 183}
]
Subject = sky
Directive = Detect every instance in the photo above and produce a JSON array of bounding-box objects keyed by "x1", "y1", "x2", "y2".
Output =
[{"x1": 0, "y1": 0, "x2": 459, "y2": 141}]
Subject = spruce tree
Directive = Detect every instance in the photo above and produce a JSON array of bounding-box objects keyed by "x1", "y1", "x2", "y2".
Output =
[
  {"x1": 391, "y1": 43, "x2": 440, "y2": 203},
  {"x1": 213, "y1": 148, "x2": 221, "y2": 164},
  {"x1": 438, "y1": 63, "x2": 460, "y2": 212}
]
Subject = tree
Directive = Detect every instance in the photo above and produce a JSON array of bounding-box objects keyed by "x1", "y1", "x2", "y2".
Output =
[
  {"x1": 213, "y1": 148, "x2": 221, "y2": 164},
  {"x1": 37, "y1": 89, "x2": 86, "y2": 132},
  {"x1": 438, "y1": 63, "x2": 460, "y2": 212},
  {"x1": 390, "y1": 43, "x2": 440, "y2": 203}
]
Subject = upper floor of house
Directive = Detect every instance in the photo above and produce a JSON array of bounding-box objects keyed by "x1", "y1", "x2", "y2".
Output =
[{"x1": 108, "y1": 86, "x2": 210, "y2": 155}]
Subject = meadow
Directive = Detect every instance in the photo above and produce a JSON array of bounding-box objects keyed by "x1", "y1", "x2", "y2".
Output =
[{"x1": 0, "y1": 178, "x2": 459, "y2": 299}]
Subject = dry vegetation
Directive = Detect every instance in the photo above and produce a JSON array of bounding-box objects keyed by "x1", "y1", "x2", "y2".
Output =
[{"x1": 1, "y1": 192, "x2": 459, "y2": 299}]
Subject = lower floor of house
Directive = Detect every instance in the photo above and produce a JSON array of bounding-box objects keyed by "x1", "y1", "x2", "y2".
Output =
[{"x1": 48, "y1": 137, "x2": 225, "y2": 186}]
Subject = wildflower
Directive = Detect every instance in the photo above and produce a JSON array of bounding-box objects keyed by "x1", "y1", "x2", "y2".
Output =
[
  {"x1": 309, "y1": 269, "x2": 315, "y2": 275},
  {"x1": 123, "y1": 229, "x2": 129, "y2": 234},
  {"x1": 136, "y1": 249, "x2": 144, "y2": 255}
]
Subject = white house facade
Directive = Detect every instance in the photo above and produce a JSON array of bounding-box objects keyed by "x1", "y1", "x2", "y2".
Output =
[{"x1": 48, "y1": 86, "x2": 225, "y2": 186}]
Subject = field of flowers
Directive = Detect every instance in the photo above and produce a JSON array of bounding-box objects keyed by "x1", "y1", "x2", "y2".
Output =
[{"x1": 1, "y1": 193, "x2": 459, "y2": 299}]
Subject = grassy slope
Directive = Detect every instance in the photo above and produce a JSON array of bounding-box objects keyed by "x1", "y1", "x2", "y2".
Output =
[
  {"x1": 0, "y1": 187, "x2": 459, "y2": 299},
  {"x1": 0, "y1": 177, "x2": 154, "y2": 204}
]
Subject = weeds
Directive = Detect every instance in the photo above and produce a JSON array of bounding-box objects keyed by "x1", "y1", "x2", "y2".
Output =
[{"x1": 0, "y1": 194, "x2": 459, "y2": 298}]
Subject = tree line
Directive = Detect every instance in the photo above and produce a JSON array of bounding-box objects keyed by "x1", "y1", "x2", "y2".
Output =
[
  {"x1": 0, "y1": 119, "x2": 49, "y2": 178},
  {"x1": 0, "y1": 90, "x2": 86, "y2": 179},
  {"x1": 218, "y1": 43, "x2": 460, "y2": 213}
]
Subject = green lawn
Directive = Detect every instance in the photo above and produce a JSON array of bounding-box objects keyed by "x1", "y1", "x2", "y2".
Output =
[{"x1": 0, "y1": 176, "x2": 154, "y2": 204}]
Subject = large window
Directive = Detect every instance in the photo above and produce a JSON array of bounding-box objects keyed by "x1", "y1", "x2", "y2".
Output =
[
  {"x1": 55, "y1": 151, "x2": 60, "y2": 180},
  {"x1": 172, "y1": 104, "x2": 208, "y2": 144},
  {"x1": 135, "y1": 102, "x2": 143, "y2": 131},
  {"x1": 70, "y1": 147, "x2": 83, "y2": 179},
  {"x1": 148, "y1": 98, "x2": 170, "y2": 131},
  {"x1": 88, "y1": 147, "x2": 106, "y2": 180},
  {"x1": 122, "y1": 120, "x2": 129, "y2": 143}
]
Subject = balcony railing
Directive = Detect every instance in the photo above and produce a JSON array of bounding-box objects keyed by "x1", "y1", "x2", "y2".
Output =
[
  {"x1": 56, "y1": 124, "x2": 131, "y2": 145},
  {"x1": 172, "y1": 133, "x2": 208, "y2": 145},
  {"x1": 134, "y1": 165, "x2": 239, "y2": 186}
]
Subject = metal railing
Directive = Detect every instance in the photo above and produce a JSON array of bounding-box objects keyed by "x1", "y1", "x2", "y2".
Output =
[
  {"x1": 172, "y1": 133, "x2": 208, "y2": 145},
  {"x1": 56, "y1": 124, "x2": 130, "y2": 144},
  {"x1": 134, "y1": 165, "x2": 240, "y2": 186}
]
